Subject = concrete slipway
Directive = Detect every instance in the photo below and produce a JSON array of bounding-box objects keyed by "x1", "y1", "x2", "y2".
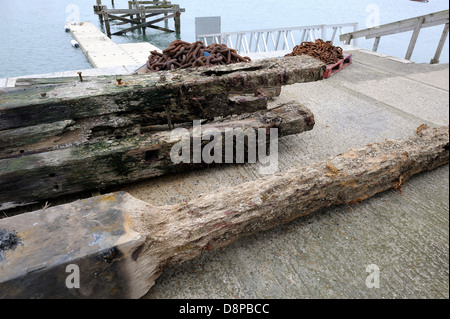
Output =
[
  {"x1": 107, "y1": 49, "x2": 448, "y2": 299},
  {"x1": 1, "y1": 48, "x2": 448, "y2": 299}
]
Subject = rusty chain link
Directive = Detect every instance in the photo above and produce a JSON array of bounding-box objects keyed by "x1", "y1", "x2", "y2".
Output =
[
  {"x1": 145, "y1": 40, "x2": 252, "y2": 72},
  {"x1": 285, "y1": 39, "x2": 344, "y2": 65}
]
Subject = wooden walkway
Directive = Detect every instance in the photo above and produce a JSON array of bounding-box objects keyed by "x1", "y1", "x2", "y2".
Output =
[{"x1": 67, "y1": 21, "x2": 160, "y2": 68}]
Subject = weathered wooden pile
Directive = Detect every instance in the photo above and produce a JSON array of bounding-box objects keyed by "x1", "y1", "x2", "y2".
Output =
[
  {"x1": 0, "y1": 55, "x2": 326, "y2": 211},
  {"x1": 94, "y1": 0, "x2": 185, "y2": 36}
]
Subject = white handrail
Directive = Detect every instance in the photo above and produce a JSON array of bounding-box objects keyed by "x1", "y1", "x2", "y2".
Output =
[
  {"x1": 340, "y1": 10, "x2": 449, "y2": 63},
  {"x1": 197, "y1": 23, "x2": 359, "y2": 54}
]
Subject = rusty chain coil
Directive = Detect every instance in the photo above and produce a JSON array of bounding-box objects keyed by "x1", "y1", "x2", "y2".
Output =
[
  {"x1": 145, "y1": 40, "x2": 252, "y2": 72},
  {"x1": 285, "y1": 39, "x2": 344, "y2": 65}
]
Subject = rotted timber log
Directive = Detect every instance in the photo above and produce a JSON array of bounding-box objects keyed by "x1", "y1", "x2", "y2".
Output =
[
  {"x1": 0, "y1": 55, "x2": 325, "y2": 131},
  {"x1": 0, "y1": 103, "x2": 315, "y2": 210},
  {"x1": 0, "y1": 55, "x2": 324, "y2": 210},
  {"x1": 0, "y1": 125, "x2": 447, "y2": 298}
]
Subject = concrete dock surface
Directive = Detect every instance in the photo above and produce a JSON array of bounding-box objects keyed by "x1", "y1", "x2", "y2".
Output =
[
  {"x1": 110, "y1": 49, "x2": 449, "y2": 298},
  {"x1": 0, "y1": 47, "x2": 448, "y2": 299}
]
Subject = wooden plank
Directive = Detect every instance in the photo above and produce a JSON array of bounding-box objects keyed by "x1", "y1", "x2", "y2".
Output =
[
  {"x1": 0, "y1": 192, "x2": 147, "y2": 298},
  {"x1": 103, "y1": 8, "x2": 183, "y2": 15},
  {"x1": 431, "y1": 23, "x2": 450, "y2": 64},
  {"x1": 0, "y1": 103, "x2": 316, "y2": 209},
  {"x1": 344, "y1": 33, "x2": 352, "y2": 45},
  {"x1": 364, "y1": 17, "x2": 448, "y2": 39},
  {"x1": 145, "y1": 24, "x2": 174, "y2": 33},
  {"x1": 15, "y1": 77, "x2": 89, "y2": 86},
  {"x1": 1, "y1": 125, "x2": 447, "y2": 298},
  {"x1": 131, "y1": 9, "x2": 177, "y2": 33},
  {"x1": 0, "y1": 56, "x2": 326, "y2": 131},
  {"x1": 372, "y1": 36, "x2": 381, "y2": 52},
  {"x1": 143, "y1": 5, "x2": 176, "y2": 9},
  {"x1": 146, "y1": 12, "x2": 175, "y2": 25},
  {"x1": 340, "y1": 10, "x2": 449, "y2": 41},
  {"x1": 111, "y1": 13, "x2": 175, "y2": 34},
  {"x1": 130, "y1": 0, "x2": 172, "y2": 4},
  {"x1": 405, "y1": 17, "x2": 424, "y2": 60},
  {"x1": 108, "y1": 13, "x2": 142, "y2": 25},
  {"x1": 0, "y1": 120, "x2": 75, "y2": 157},
  {"x1": 115, "y1": 12, "x2": 162, "y2": 26}
]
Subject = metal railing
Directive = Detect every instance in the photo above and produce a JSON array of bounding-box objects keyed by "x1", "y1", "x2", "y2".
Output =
[
  {"x1": 340, "y1": 10, "x2": 449, "y2": 64},
  {"x1": 197, "y1": 23, "x2": 359, "y2": 55}
]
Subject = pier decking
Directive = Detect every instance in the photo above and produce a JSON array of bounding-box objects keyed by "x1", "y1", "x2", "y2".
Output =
[{"x1": 67, "y1": 21, "x2": 160, "y2": 68}]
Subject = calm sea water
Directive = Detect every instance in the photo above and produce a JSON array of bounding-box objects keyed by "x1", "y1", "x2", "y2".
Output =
[{"x1": 0, "y1": 0, "x2": 448, "y2": 78}]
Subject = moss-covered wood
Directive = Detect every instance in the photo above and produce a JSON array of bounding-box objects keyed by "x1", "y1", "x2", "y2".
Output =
[
  {"x1": 0, "y1": 103, "x2": 315, "y2": 210},
  {"x1": 0, "y1": 56, "x2": 325, "y2": 131}
]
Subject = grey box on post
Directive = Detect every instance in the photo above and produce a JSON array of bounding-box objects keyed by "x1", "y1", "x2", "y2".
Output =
[{"x1": 195, "y1": 16, "x2": 221, "y2": 45}]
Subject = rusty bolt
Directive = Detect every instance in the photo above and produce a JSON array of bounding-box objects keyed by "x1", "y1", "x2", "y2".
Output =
[{"x1": 77, "y1": 71, "x2": 83, "y2": 82}]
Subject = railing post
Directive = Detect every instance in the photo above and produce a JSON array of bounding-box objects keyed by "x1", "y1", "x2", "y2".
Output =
[
  {"x1": 344, "y1": 34, "x2": 352, "y2": 45},
  {"x1": 237, "y1": 34, "x2": 242, "y2": 52},
  {"x1": 243, "y1": 34, "x2": 250, "y2": 54},
  {"x1": 331, "y1": 27, "x2": 337, "y2": 43},
  {"x1": 405, "y1": 17, "x2": 424, "y2": 60},
  {"x1": 309, "y1": 29, "x2": 315, "y2": 42},
  {"x1": 321, "y1": 25, "x2": 326, "y2": 41},
  {"x1": 372, "y1": 36, "x2": 381, "y2": 52},
  {"x1": 301, "y1": 29, "x2": 306, "y2": 43},
  {"x1": 283, "y1": 31, "x2": 289, "y2": 50},
  {"x1": 431, "y1": 22, "x2": 449, "y2": 64},
  {"x1": 275, "y1": 31, "x2": 281, "y2": 50},
  {"x1": 353, "y1": 23, "x2": 358, "y2": 47}
]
